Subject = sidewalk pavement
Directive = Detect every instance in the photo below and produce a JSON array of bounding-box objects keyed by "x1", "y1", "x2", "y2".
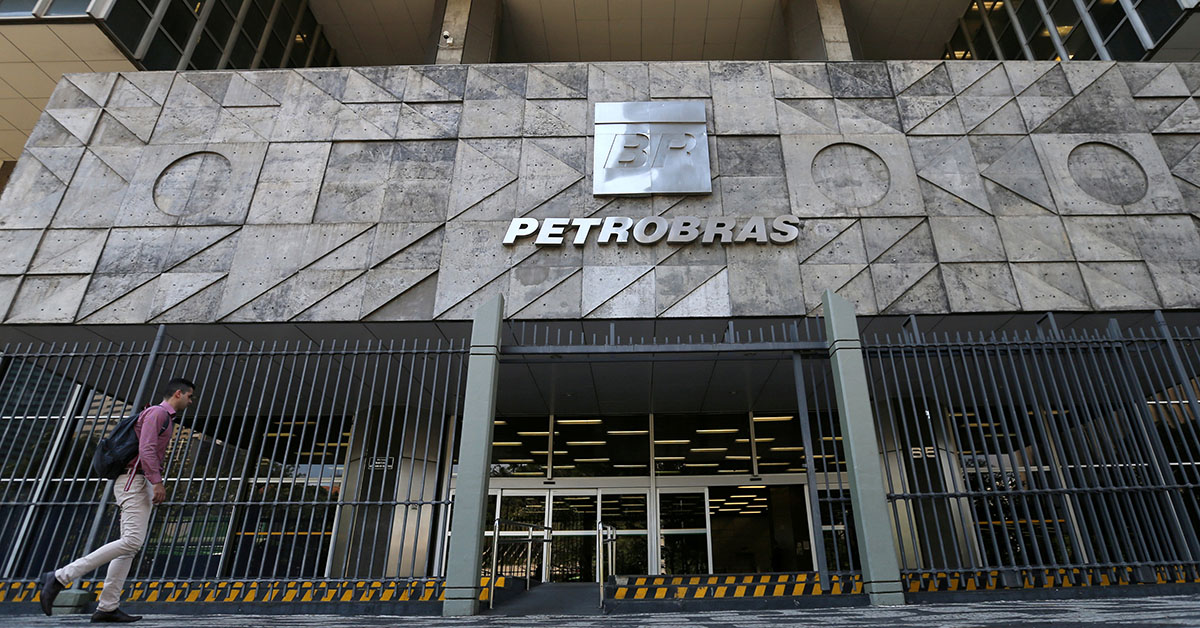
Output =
[{"x1": 7, "y1": 595, "x2": 1200, "y2": 627}]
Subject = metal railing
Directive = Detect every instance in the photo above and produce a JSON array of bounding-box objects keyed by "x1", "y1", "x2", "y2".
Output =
[
  {"x1": 863, "y1": 314, "x2": 1200, "y2": 585},
  {"x1": 0, "y1": 331, "x2": 469, "y2": 585},
  {"x1": 596, "y1": 521, "x2": 617, "y2": 608},
  {"x1": 487, "y1": 518, "x2": 550, "y2": 608}
]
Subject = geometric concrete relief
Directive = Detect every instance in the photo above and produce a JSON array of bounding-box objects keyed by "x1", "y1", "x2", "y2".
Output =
[{"x1": 3, "y1": 61, "x2": 1200, "y2": 323}]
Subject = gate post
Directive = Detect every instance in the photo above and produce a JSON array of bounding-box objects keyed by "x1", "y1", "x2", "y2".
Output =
[
  {"x1": 822, "y1": 291, "x2": 905, "y2": 605},
  {"x1": 443, "y1": 295, "x2": 504, "y2": 616}
]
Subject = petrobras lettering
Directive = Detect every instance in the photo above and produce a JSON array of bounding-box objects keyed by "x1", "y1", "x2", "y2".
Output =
[{"x1": 502, "y1": 216, "x2": 804, "y2": 246}]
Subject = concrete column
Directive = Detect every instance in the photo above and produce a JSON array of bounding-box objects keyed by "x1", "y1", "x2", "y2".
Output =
[
  {"x1": 822, "y1": 291, "x2": 904, "y2": 605},
  {"x1": 436, "y1": 0, "x2": 501, "y2": 64},
  {"x1": 815, "y1": 0, "x2": 853, "y2": 61},
  {"x1": 442, "y1": 295, "x2": 504, "y2": 616}
]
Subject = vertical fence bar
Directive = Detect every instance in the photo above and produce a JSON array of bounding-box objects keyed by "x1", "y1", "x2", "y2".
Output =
[
  {"x1": 81, "y1": 325, "x2": 167, "y2": 556},
  {"x1": 792, "y1": 353, "x2": 828, "y2": 578}
]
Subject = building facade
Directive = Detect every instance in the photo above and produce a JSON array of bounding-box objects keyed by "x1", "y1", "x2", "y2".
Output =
[{"x1": 0, "y1": 0, "x2": 1198, "y2": 618}]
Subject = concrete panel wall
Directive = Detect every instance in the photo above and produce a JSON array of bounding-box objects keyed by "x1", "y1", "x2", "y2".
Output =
[{"x1": 1, "y1": 61, "x2": 1199, "y2": 323}]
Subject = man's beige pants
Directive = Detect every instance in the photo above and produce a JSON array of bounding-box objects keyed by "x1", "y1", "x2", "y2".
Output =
[{"x1": 55, "y1": 473, "x2": 152, "y2": 612}]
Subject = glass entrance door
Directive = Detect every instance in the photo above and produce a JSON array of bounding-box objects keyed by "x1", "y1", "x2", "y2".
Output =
[
  {"x1": 489, "y1": 488, "x2": 650, "y2": 582},
  {"x1": 657, "y1": 489, "x2": 711, "y2": 574}
]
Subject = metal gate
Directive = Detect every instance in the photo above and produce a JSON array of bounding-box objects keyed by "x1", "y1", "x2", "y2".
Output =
[
  {"x1": 864, "y1": 315, "x2": 1200, "y2": 587},
  {"x1": 0, "y1": 328, "x2": 467, "y2": 589}
]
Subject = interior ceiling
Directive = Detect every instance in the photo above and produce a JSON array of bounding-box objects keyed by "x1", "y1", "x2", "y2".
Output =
[
  {"x1": 498, "y1": 0, "x2": 790, "y2": 62},
  {"x1": 842, "y1": 0, "x2": 971, "y2": 60},
  {"x1": 308, "y1": 0, "x2": 441, "y2": 66},
  {"x1": 309, "y1": 0, "x2": 968, "y2": 66},
  {"x1": 0, "y1": 23, "x2": 135, "y2": 161}
]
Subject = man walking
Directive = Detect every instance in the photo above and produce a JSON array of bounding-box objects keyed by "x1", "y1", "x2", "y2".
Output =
[{"x1": 39, "y1": 377, "x2": 196, "y2": 623}]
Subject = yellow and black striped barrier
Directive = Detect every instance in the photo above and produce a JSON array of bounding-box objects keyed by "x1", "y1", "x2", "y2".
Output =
[
  {"x1": 903, "y1": 567, "x2": 1200, "y2": 593},
  {"x1": 2, "y1": 577, "x2": 505, "y2": 605},
  {"x1": 612, "y1": 573, "x2": 863, "y2": 600}
]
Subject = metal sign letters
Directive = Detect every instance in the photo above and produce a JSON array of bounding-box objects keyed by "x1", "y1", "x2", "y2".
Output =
[
  {"x1": 502, "y1": 216, "x2": 802, "y2": 246},
  {"x1": 593, "y1": 101, "x2": 712, "y2": 196}
]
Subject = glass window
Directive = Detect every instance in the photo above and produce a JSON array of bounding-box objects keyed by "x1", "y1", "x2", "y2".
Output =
[
  {"x1": 950, "y1": 28, "x2": 973, "y2": 59},
  {"x1": 1137, "y1": 0, "x2": 1184, "y2": 44},
  {"x1": 654, "y1": 413, "x2": 751, "y2": 476},
  {"x1": 1030, "y1": 22, "x2": 1058, "y2": 58},
  {"x1": 206, "y1": 1, "x2": 236, "y2": 41},
  {"x1": 144, "y1": 31, "x2": 182, "y2": 70},
  {"x1": 46, "y1": 0, "x2": 90, "y2": 16},
  {"x1": 105, "y1": 1, "x2": 153, "y2": 51},
  {"x1": 1088, "y1": 0, "x2": 1127, "y2": 38},
  {"x1": 556, "y1": 415, "x2": 649, "y2": 477},
  {"x1": 242, "y1": 3, "x2": 267, "y2": 40},
  {"x1": 1064, "y1": 24, "x2": 1098, "y2": 59},
  {"x1": 489, "y1": 416, "x2": 549, "y2": 478},
  {"x1": 1015, "y1": 0, "x2": 1045, "y2": 40},
  {"x1": 1048, "y1": 0, "x2": 1082, "y2": 33},
  {"x1": 709, "y1": 485, "x2": 813, "y2": 573},
  {"x1": 229, "y1": 36, "x2": 255, "y2": 68},
  {"x1": 1106, "y1": 20, "x2": 1146, "y2": 58},
  {"x1": 0, "y1": 0, "x2": 35, "y2": 17},
  {"x1": 752, "y1": 414, "x2": 807, "y2": 474},
  {"x1": 190, "y1": 34, "x2": 222, "y2": 69},
  {"x1": 160, "y1": 0, "x2": 198, "y2": 46},
  {"x1": 998, "y1": 24, "x2": 1025, "y2": 59},
  {"x1": 261, "y1": 34, "x2": 284, "y2": 67}
]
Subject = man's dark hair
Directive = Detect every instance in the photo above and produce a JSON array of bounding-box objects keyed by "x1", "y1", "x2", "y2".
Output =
[{"x1": 162, "y1": 377, "x2": 196, "y2": 400}]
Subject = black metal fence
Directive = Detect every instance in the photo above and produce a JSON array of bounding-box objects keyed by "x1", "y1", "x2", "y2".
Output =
[
  {"x1": 0, "y1": 331, "x2": 467, "y2": 585},
  {"x1": 864, "y1": 314, "x2": 1200, "y2": 585}
]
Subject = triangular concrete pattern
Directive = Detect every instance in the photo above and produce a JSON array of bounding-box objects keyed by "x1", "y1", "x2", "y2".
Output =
[
  {"x1": 216, "y1": 224, "x2": 372, "y2": 319},
  {"x1": 806, "y1": 222, "x2": 868, "y2": 265},
  {"x1": 526, "y1": 99, "x2": 588, "y2": 135},
  {"x1": 78, "y1": 275, "x2": 159, "y2": 323},
  {"x1": 26, "y1": 146, "x2": 83, "y2": 185},
  {"x1": 395, "y1": 102, "x2": 461, "y2": 139},
  {"x1": 912, "y1": 137, "x2": 990, "y2": 211},
  {"x1": 1079, "y1": 262, "x2": 1160, "y2": 308},
  {"x1": 795, "y1": 219, "x2": 858, "y2": 263},
  {"x1": 148, "y1": 272, "x2": 225, "y2": 319},
  {"x1": 106, "y1": 76, "x2": 158, "y2": 108},
  {"x1": 343, "y1": 69, "x2": 402, "y2": 103},
  {"x1": 370, "y1": 223, "x2": 444, "y2": 268},
  {"x1": 211, "y1": 107, "x2": 270, "y2": 143},
  {"x1": 185, "y1": 73, "x2": 234, "y2": 104},
  {"x1": 829, "y1": 64, "x2": 891, "y2": 97},
  {"x1": 333, "y1": 103, "x2": 397, "y2": 140},
  {"x1": 149, "y1": 277, "x2": 225, "y2": 323},
  {"x1": 65, "y1": 73, "x2": 117, "y2": 108},
  {"x1": 448, "y1": 140, "x2": 520, "y2": 220},
  {"x1": 834, "y1": 99, "x2": 900, "y2": 133},
  {"x1": 507, "y1": 265, "x2": 579, "y2": 317},
  {"x1": 896, "y1": 95, "x2": 952, "y2": 132},
  {"x1": 771, "y1": 64, "x2": 832, "y2": 97},
  {"x1": 104, "y1": 106, "x2": 158, "y2": 143},
  {"x1": 1061, "y1": 62, "x2": 1113, "y2": 95},
  {"x1": 46, "y1": 108, "x2": 100, "y2": 144},
  {"x1": 946, "y1": 61, "x2": 1000, "y2": 94},
  {"x1": 364, "y1": 272, "x2": 439, "y2": 321},
  {"x1": 661, "y1": 268, "x2": 730, "y2": 317},
  {"x1": 970, "y1": 100, "x2": 1027, "y2": 134},
  {"x1": 122, "y1": 72, "x2": 173, "y2": 105},
  {"x1": 1155, "y1": 98, "x2": 1200, "y2": 133},
  {"x1": 877, "y1": 264, "x2": 948, "y2": 314},
  {"x1": 298, "y1": 68, "x2": 349, "y2": 101},
  {"x1": 1169, "y1": 141, "x2": 1200, "y2": 188},
  {"x1": 582, "y1": 265, "x2": 653, "y2": 317},
  {"x1": 655, "y1": 265, "x2": 726, "y2": 315},
  {"x1": 91, "y1": 111, "x2": 147, "y2": 146},
  {"x1": 291, "y1": 272, "x2": 367, "y2": 322},
  {"x1": 437, "y1": 271, "x2": 511, "y2": 320},
  {"x1": 889, "y1": 61, "x2": 947, "y2": 95},
  {"x1": 862, "y1": 217, "x2": 922, "y2": 261},
  {"x1": 86, "y1": 145, "x2": 141, "y2": 183},
  {"x1": 164, "y1": 227, "x2": 241, "y2": 273},
  {"x1": 77, "y1": 272, "x2": 158, "y2": 319},
  {"x1": 588, "y1": 267, "x2": 655, "y2": 318},
  {"x1": 777, "y1": 99, "x2": 839, "y2": 133},
  {"x1": 801, "y1": 264, "x2": 868, "y2": 314},
  {"x1": 1011, "y1": 264, "x2": 1091, "y2": 310},
  {"x1": 1120, "y1": 63, "x2": 1167, "y2": 96},
  {"x1": 1136, "y1": 98, "x2": 1189, "y2": 130},
  {"x1": 1137, "y1": 65, "x2": 1191, "y2": 98},
  {"x1": 223, "y1": 74, "x2": 280, "y2": 107},
  {"x1": 224, "y1": 268, "x2": 365, "y2": 322},
  {"x1": 944, "y1": 265, "x2": 1021, "y2": 310},
  {"x1": 360, "y1": 268, "x2": 439, "y2": 318},
  {"x1": 510, "y1": 268, "x2": 582, "y2": 318},
  {"x1": 981, "y1": 136, "x2": 1054, "y2": 210},
  {"x1": 527, "y1": 64, "x2": 587, "y2": 99},
  {"x1": 48, "y1": 79, "x2": 99, "y2": 110},
  {"x1": 907, "y1": 98, "x2": 966, "y2": 135},
  {"x1": 1005, "y1": 61, "x2": 1058, "y2": 95},
  {"x1": 1036, "y1": 68, "x2": 1144, "y2": 133},
  {"x1": 518, "y1": 139, "x2": 584, "y2": 215}
]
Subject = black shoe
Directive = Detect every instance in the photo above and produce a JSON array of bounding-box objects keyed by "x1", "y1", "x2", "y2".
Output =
[
  {"x1": 91, "y1": 608, "x2": 142, "y2": 623},
  {"x1": 38, "y1": 571, "x2": 64, "y2": 616}
]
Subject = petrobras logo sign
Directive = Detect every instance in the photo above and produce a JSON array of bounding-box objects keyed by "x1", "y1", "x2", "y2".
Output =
[
  {"x1": 593, "y1": 101, "x2": 711, "y2": 196},
  {"x1": 502, "y1": 216, "x2": 803, "y2": 246}
]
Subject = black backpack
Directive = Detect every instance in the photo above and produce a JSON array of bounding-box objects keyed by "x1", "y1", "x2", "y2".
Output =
[{"x1": 90, "y1": 407, "x2": 170, "y2": 479}]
